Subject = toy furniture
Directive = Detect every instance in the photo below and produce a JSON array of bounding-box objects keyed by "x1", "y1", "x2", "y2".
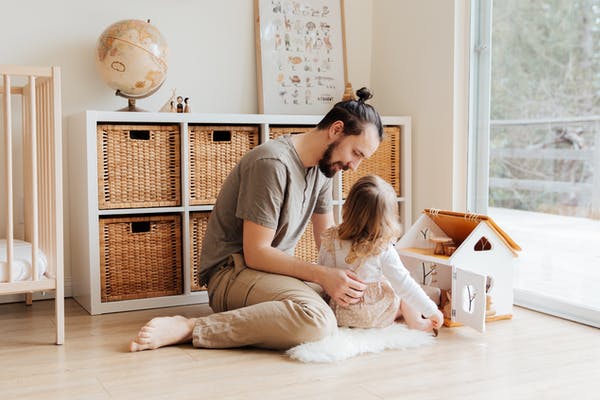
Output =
[
  {"x1": 396, "y1": 209, "x2": 521, "y2": 332},
  {"x1": 0, "y1": 65, "x2": 64, "y2": 344}
]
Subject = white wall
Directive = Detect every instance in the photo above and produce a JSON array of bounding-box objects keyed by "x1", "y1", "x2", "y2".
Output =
[
  {"x1": 2, "y1": 1, "x2": 257, "y2": 115},
  {"x1": 1, "y1": 0, "x2": 374, "y2": 116},
  {"x1": 370, "y1": 0, "x2": 467, "y2": 220},
  {"x1": 1, "y1": 0, "x2": 463, "y2": 295},
  {"x1": 344, "y1": 0, "x2": 374, "y2": 91}
]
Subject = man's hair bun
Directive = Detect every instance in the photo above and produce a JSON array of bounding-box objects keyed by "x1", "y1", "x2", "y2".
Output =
[{"x1": 356, "y1": 87, "x2": 373, "y2": 103}]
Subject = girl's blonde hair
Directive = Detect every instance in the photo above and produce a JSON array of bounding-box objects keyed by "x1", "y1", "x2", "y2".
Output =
[{"x1": 336, "y1": 175, "x2": 402, "y2": 263}]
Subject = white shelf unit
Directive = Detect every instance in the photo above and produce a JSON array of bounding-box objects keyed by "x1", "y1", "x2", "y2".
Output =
[{"x1": 68, "y1": 111, "x2": 412, "y2": 314}]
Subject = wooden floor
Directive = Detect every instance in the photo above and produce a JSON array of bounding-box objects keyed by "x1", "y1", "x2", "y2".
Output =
[{"x1": 1, "y1": 299, "x2": 598, "y2": 400}]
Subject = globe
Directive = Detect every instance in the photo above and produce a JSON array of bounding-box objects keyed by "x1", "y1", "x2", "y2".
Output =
[{"x1": 96, "y1": 19, "x2": 168, "y2": 110}]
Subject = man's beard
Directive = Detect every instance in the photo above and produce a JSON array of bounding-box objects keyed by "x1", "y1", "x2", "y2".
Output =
[{"x1": 318, "y1": 140, "x2": 348, "y2": 178}]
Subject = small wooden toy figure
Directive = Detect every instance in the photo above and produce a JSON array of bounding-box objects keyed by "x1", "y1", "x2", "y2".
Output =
[
  {"x1": 183, "y1": 97, "x2": 191, "y2": 113},
  {"x1": 441, "y1": 289, "x2": 452, "y2": 320},
  {"x1": 159, "y1": 88, "x2": 177, "y2": 112},
  {"x1": 176, "y1": 96, "x2": 184, "y2": 113},
  {"x1": 485, "y1": 276, "x2": 496, "y2": 317}
]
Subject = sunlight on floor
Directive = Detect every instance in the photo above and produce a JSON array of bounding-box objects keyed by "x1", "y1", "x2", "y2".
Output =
[{"x1": 490, "y1": 207, "x2": 600, "y2": 312}]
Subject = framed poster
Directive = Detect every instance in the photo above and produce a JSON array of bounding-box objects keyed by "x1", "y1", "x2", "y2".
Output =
[{"x1": 255, "y1": 0, "x2": 345, "y2": 114}]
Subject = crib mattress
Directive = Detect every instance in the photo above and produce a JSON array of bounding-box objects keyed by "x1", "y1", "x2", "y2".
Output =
[{"x1": 0, "y1": 239, "x2": 48, "y2": 282}]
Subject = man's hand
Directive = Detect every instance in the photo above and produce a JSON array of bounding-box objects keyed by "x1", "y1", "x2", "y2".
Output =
[{"x1": 317, "y1": 267, "x2": 366, "y2": 307}]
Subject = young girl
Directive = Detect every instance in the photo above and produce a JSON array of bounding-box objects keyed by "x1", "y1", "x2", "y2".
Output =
[{"x1": 319, "y1": 175, "x2": 443, "y2": 332}]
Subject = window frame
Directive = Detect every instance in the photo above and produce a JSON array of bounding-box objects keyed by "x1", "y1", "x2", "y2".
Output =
[{"x1": 467, "y1": 0, "x2": 599, "y2": 328}]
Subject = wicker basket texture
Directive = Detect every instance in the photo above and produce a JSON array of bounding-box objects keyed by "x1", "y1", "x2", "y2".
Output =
[
  {"x1": 342, "y1": 126, "x2": 401, "y2": 197},
  {"x1": 99, "y1": 214, "x2": 182, "y2": 302},
  {"x1": 269, "y1": 126, "x2": 312, "y2": 139},
  {"x1": 97, "y1": 124, "x2": 181, "y2": 209},
  {"x1": 189, "y1": 125, "x2": 259, "y2": 205},
  {"x1": 295, "y1": 221, "x2": 319, "y2": 263},
  {"x1": 189, "y1": 211, "x2": 210, "y2": 291}
]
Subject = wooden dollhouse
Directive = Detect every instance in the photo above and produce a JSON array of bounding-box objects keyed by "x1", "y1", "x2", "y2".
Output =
[{"x1": 396, "y1": 209, "x2": 521, "y2": 332}]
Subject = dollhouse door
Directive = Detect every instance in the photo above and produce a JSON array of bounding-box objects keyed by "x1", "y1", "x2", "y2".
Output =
[{"x1": 452, "y1": 268, "x2": 487, "y2": 332}]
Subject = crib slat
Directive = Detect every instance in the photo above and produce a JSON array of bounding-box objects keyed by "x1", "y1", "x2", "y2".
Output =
[
  {"x1": 22, "y1": 87, "x2": 29, "y2": 239},
  {"x1": 22, "y1": 83, "x2": 32, "y2": 257},
  {"x1": 40, "y1": 81, "x2": 49, "y2": 265},
  {"x1": 3, "y1": 74, "x2": 14, "y2": 282},
  {"x1": 23, "y1": 82, "x2": 33, "y2": 247},
  {"x1": 45, "y1": 82, "x2": 53, "y2": 262},
  {"x1": 51, "y1": 66, "x2": 65, "y2": 345},
  {"x1": 45, "y1": 80, "x2": 53, "y2": 267},
  {"x1": 29, "y1": 75, "x2": 39, "y2": 282},
  {"x1": 36, "y1": 82, "x2": 45, "y2": 255}
]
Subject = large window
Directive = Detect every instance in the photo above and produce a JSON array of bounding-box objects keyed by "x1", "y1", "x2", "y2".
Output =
[{"x1": 470, "y1": 0, "x2": 600, "y2": 327}]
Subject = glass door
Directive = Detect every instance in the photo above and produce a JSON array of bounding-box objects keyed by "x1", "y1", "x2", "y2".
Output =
[{"x1": 469, "y1": 0, "x2": 600, "y2": 327}]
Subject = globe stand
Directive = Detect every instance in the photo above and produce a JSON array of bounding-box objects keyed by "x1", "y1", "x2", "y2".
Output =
[
  {"x1": 115, "y1": 90, "x2": 147, "y2": 112},
  {"x1": 115, "y1": 82, "x2": 163, "y2": 112}
]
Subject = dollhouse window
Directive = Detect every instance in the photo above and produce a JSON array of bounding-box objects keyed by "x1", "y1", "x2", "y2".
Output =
[{"x1": 474, "y1": 236, "x2": 492, "y2": 251}]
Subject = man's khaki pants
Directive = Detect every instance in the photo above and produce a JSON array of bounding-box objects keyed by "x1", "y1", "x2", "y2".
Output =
[{"x1": 192, "y1": 254, "x2": 337, "y2": 350}]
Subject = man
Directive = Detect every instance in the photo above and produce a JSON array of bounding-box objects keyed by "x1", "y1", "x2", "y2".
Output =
[{"x1": 130, "y1": 88, "x2": 384, "y2": 351}]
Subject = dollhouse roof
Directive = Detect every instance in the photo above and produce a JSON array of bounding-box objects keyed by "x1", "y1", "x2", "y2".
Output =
[{"x1": 424, "y1": 209, "x2": 521, "y2": 254}]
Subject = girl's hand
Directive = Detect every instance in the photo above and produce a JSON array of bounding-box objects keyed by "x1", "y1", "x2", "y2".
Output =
[
  {"x1": 429, "y1": 309, "x2": 444, "y2": 329},
  {"x1": 318, "y1": 267, "x2": 366, "y2": 307}
]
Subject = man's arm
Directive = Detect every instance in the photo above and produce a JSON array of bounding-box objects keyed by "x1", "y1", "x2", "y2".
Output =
[
  {"x1": 310, "y1": 212, "x2": 335, "y2": 250},
  {"x1": 242, "y1": 219, "x2": 366, "y2": 306}
]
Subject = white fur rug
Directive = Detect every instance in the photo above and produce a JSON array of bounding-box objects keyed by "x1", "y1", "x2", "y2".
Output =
[{"x1": 286, "y1": 323, "x2": 435, "y2": 363}]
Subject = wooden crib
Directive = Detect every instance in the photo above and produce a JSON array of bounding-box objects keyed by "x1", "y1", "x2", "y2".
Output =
[{"x1": 0, "y1": 65, "x2": 64, "y2": 344}]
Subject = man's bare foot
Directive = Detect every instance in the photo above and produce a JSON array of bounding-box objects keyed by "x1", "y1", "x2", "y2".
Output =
[{"x1": 129, "y1": 316, "x2": 195, "y2": 352}]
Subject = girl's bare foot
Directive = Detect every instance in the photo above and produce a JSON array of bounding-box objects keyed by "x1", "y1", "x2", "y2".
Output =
[{"x1": 129, "y1": 316, "x2": 195, "y2": 352}]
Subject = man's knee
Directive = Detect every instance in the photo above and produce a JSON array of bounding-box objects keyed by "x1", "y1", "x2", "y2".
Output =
[{"x1": 289, "y1": 302, "x2": 337, "y2": 345}]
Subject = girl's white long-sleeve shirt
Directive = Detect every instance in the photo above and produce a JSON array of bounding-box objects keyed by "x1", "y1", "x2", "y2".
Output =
[{"x1": 318, "y1": 235, "x2": 439, "y2": 318}]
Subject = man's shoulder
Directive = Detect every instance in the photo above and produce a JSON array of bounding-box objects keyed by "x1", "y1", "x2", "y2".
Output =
[
  {"x1": 246, "y1": 136, "x2": 292, "y2": 162},
  {"x1": 236, "y1": 137, "x2": 294, "y2": 181}
]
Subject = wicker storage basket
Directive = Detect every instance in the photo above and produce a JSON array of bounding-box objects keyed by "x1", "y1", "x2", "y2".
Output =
[
  {"x1": 97, "y1": 124, "x2": 181, "y2": 209},
  {"x1": 295, "y1": 221, "x2": 318, "y2": 263},
  {"x1": 342, "y1": 126, "x2": 401, "y2": 197},
  {"x1": 189, "y1": 125, "x2": 259, "y2": 205},
  {"x1": 189, "y1": 211, "x2": 211, "y2": 291},
  {"x1": 269, "y1": 125, "x2": 312, "y2": 139},
  {"x1": 99, "y1": 214, "x2": 183, "y2": 302}
]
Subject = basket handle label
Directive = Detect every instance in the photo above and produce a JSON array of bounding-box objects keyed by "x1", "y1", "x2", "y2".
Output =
[
  {"x1": 131, "y1": 221, "x2": 152, "y2": 233},
  {"x1": 129, "y1": 130, "x2": 151, "y2": 140},
  {"x1": 212, "y1": 130, "x2": 232, "y2": 142}
]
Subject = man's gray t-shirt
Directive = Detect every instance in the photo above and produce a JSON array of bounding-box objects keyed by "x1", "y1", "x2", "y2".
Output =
[{"x1": 198, "y1": 135, "x2": 332, "y2": 285}]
